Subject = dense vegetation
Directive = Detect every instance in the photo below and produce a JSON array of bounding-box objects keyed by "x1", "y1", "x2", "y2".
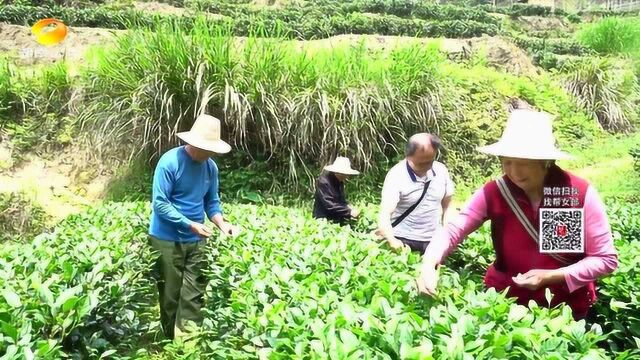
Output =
[
  {"x1": 1, "y1": 3, "x2": 638, "y2": 187},
  {"x1": 0, "y1": 0, "x2": 638, "y2": 41},
  {"x1": 0, "y1": 202, "x2": 639, "y2": 358},
  {"x1": 0, "y1": 2, "x2": 639, "y2": 358},
  {"x1": 0, "y1": 4, "x2": 499, "y2": 39},
  {"x1": 0, "y1": 191, "x2": 46, "y2": 242},
  {"x1": 5, "y1": 19, "x2": 619, "y2": 187}
]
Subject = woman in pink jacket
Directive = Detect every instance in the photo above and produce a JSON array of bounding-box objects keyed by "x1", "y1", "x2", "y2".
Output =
[{"x1": 417, "y1": 109, "x2": 618, "y2": 319}]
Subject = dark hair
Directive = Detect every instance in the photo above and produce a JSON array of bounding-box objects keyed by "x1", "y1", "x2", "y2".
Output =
[
  {"x1": 405, "y1": 134, "x2": 442, "y2": 157},
  {"x1": 430, "y1": 134, "x2": 442, "y2": 156}
]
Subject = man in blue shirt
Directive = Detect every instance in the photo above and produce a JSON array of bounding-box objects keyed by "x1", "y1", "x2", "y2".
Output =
[{"x1": 149, "y1": 114, "x2": 239, "y2": 339}]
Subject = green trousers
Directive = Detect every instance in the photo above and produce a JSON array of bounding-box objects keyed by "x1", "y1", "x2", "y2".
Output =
[{"x1": 149, "y1": 236, "x2": 208, "y2": 339}]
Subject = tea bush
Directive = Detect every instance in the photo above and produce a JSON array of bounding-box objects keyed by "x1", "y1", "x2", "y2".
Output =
[
  {"x1": 2, "y1": 201, "x2": 633, "y2": 358},
  {"x1": 0, "y1": 202, "x2": 155, "y2": 358},
  {"x1": 0, "y1": 4, "x2": 500, "y2": 39},
  {"x1": 192, "y1": 204, "x2": 609, "y2": 359},
  {"x1": 593, "y1": 238, "x2": 640, "y2": 354}
]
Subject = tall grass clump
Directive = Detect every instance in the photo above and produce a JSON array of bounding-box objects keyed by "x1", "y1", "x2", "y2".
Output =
[
  {"x1": 79, "y1": 18, "x2": 446, "y2": 183},
  {"x1": 79, "y1": 18, "x2": 604, "y2": 190},
  {"x1": 0, "y1": 59, "x2": 17, "y2": 122},
  {"x1": 0, "y1": 60, "x2": 72, "y2": 120},
  {"x1": 23, "y1": 62, "x2": 73, "y2": 117},
  {"x1": 576, "y1": 16, "x2": 640, "y2": 55},
  {"x1": 562, "y1": 57, "x2": 640, "y2": 133},
  {"x1": 0, "y1": 61, "x2": 75, "y2": 159},
  {"x1": 0, "y1": 191, "x2": 47, "y2": 242}
]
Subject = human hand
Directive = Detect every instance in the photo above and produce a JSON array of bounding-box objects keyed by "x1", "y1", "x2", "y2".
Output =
[
  {"x1": 388, "y1": 238, "x2": 406, "y2": 251},
  {"x1": 190, "y1": 223, "x2": 213, "y2": 238},
  {"x1": 512, "y1": 269, "x2": 550, "y2": 291},
  {"x1": 416, "y1": 264, "x2": 439, "y2": 296},
  {"x1": 220, "y1": 222, "x2": 241, "y2": 237}
]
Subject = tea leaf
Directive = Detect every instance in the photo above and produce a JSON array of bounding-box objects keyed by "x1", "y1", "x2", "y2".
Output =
[{"x1": 2, "y1": 290, "x2": 21, "y2": 309}]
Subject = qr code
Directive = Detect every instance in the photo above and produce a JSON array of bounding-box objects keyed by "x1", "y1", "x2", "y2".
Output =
[{"x1": 539, "y1": 208, "x2": 584, "y2": 253}]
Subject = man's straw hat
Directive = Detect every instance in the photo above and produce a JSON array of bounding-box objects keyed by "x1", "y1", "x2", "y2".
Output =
[
  {"x1": 324, "y1": 157, "x2": 360, "y2": 176},
  {"x1": 177, "y1": 114, "x2": 231, "y2": 154}
]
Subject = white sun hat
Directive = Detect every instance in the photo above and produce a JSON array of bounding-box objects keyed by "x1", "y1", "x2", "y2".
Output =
[
  {"x1": 477, "y1": 109, "x2": 574, "y2": 160},
  {"x1": 176, "y1": 114, "x2": 231, "y2": 154},
  {"x1": 324, "y1": 157, "x2": 360, "y2": 176}
]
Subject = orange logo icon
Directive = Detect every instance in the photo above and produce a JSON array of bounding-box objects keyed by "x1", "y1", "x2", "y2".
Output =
[{"x1": 31, "y1": 19, "x2": 68, "y2": 46}]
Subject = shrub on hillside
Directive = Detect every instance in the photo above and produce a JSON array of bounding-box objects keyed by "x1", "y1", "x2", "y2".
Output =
[
  {"x1": 562, "y1": 57, "x2": 640, "y2": 133},
  {"x1": 190, "y1": 0, "x2": 502, "y2": 25},
  {"x1": 531, "y1": 51, "x2": 560, "y2": 70},
  {"x1": 0, "y1": 4, "x2": 175, "y2": 28},
  {"x1": 566, "y1": 13, "x2": 582, "y2": 23},
  {"x1": 0, "y1": 4, "x2": 501, "y2": 39},
  {"x1": 577, "y1": 8, "x2": 640, "y2": 18},
  {"x1": 480, "y1": 4, "x2": 567, "y2": 17},
  {"x1": 576, "y1": 16, "x2": 640, "y2": 55},
  {"x1": 0, "y1": 191, "x2": 47, "y2": 242},
  {"x1": 1, "y1": 0, "x2": 104, "y2": 6},
  {"x1": 512, "y1": 34, "x2": 592, "y2": 56}
]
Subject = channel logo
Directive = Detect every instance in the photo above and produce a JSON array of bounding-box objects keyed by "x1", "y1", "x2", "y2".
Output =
[{"x1": 31, "y1": 18, "x2": 68, "y2": 46}]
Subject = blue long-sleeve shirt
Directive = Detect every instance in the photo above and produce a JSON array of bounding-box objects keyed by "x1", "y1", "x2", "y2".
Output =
[{"x1": 149, "y1": 146, "x2": 222, "y2": 242}]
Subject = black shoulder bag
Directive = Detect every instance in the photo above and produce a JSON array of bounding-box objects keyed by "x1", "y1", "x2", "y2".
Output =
[{"x1": 391, "y1": 179, "x2": 432, "y2": 228}]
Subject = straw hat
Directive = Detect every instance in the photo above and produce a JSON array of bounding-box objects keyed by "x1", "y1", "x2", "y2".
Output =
[
  {"x1": 324, "y1": 157, "x2": 360, "y2": 176},
  {"x1": 477, "y1": 109, "x2": 573, "y2": 160},
  {"x1": 177, "y1": 114, "x2": 231, "y2": 154}
]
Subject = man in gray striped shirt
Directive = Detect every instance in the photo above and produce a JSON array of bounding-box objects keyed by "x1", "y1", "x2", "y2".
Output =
[{"x1": 377, "y1": 133, "x2": 455, "y2": 253}]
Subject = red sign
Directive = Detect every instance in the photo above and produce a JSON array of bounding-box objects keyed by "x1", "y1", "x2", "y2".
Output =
[{"x1": 555, "y1": 223, "x2": 568, "y2": 237}]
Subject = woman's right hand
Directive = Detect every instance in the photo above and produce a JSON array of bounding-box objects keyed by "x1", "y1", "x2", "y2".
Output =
[{"x1": 417, "y1": 263, "x2": 439, "y2": 296}]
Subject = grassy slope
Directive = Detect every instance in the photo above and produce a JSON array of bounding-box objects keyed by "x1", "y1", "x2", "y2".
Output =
[{"x1": 562, "y1": 131, "x2": 640, "y2": 201}]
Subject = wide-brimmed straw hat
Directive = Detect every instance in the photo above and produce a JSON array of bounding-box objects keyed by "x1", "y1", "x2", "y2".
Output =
[
  {"x1": 324, "y1": 157, "x2": 360, "y2": 176},
  {"x1": 477, "y1": 109, "x2": 574, "y2": 160},
  {"x1": 177, "y1": 114, "x2": 231, "y2": 154}
]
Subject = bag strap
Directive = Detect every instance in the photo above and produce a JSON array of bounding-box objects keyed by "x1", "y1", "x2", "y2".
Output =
[
  {"x1": 392, "y1": 179, "x2": 432, "y2": 228},
  {"x1": 496, "y1": 177, "x2": 572, "y2": 265}
]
